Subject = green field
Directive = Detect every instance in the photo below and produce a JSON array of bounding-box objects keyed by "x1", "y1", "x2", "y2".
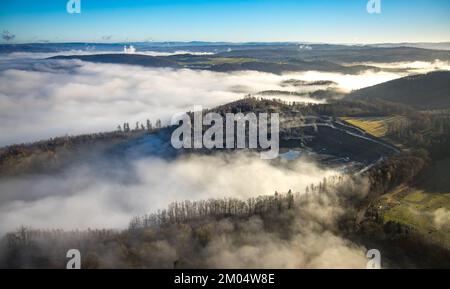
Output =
[
  {"x1": 340, "y1": 116, "x2": 406, "y2": 138},
  {"x1": 376, "y1": 185, "x2": 450, "y2": 249}
]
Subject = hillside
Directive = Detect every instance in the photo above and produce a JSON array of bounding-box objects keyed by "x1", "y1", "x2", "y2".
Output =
[
  {"x1": 49, "y1": 54, "x2": 181, "y2": 68},
  {"x1": 348, "y1": 71, "x2": 450, "y2": 110},
  {"x1": 0, "y1": 98, "x2": 399, "y2": 177},
  {"x1": 217, "y1": 46, "x2": 450, "y2": 63},
  {"x1": 48, "y1": 53, "x2": 375, "y2": 74}
]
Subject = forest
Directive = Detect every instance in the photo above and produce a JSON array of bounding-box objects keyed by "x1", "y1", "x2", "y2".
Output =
[{"x1": 0, "y1": 92, "x2": 449, "y2": 268}]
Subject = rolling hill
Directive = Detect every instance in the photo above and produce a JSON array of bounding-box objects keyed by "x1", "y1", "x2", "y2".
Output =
[
  {"x1": 348, "y1": 71, "x2": 450, "y2": 110},
  {"x1": 49, "y1": 54, "x2": 181, "y2": 68},
  {"x1": 48, "y1": 53, "x2": 375, "y2": 74}
]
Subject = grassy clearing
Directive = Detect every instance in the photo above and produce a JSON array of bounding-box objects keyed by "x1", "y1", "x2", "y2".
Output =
[
  {"x1": 340, "y1": 116, "x2": 405, "y2": 138},
  {"x1": 376, "y1": 185, "x2": 450, "y2": 249}
]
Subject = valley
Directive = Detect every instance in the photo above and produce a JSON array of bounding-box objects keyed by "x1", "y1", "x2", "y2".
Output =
[{"x1": 0, "y1": 42, "x2": 449, "y2": 269}]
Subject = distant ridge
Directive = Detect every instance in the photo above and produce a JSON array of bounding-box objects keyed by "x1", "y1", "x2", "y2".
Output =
[
  {"x1": 49, "y1": 54, "x2": 181, "y2": 68},
  {"x1": 48, "y1": 53, "x2": 378, "y2": 74},
  {"x1": 348, "y1": 71, "x2": 450, "y2": 110}
]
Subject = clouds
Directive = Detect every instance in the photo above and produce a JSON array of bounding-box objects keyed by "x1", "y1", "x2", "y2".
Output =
[
  {"x1": 201, "y1": 176, "x2": 371, "y2": 269},
  {"x1": 433, "y1": 208, "x2": 450, "y2": 230},
  {"x1": 0, "y1": 49, "x2": 382, "y2": 266},
  {"x1": 0, "y1": 59, "x2": 319, "y2": 146},
  {"x1": 0, "y1": 152, "x2": 336, "y2": 235},
  {"x1": 282, "y1": 70, "x2": 403, "y2": 92},
  {"x1": 0, "y1": 150, "x2": 374, "y2": 268},
  {"x1": 0, "y1": 50, "x2": 214, "y2": 61},
  {"x1": 0, "y1": 55, "x2": 417, "y2": 146},
  {"x1": 102, "y1": 35, "x2": 113, "y2": 41}
]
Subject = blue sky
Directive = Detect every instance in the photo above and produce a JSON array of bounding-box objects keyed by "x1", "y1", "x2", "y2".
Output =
[{"x1": 0, "y1": 0, "x2": 449, "y2": 43}]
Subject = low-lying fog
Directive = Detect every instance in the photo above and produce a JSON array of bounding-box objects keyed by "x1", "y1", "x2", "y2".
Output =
[
  {"x1": 3, "y1": 54, "x2": 446, "y2": 267},
  {"x1": 350, "y1": 60, "x2": 450, "y2": 74},
  {"x1": 2, "y1": 54, "x2": 448, "y2": 146},
  {"x1": 0, "y1": 149, "x2": 377, "y2": 268},
  {"x1": 0, "y1": 152, "x2": 335, "y2": 235}
]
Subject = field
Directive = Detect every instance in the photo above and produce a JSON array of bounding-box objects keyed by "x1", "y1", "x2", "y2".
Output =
[
  {"x1": 340, "y1": 116, "x2": 405, "y2": 138},
  {"x1": 375, "y1": 185, "x2": 450, "y2": 249}
]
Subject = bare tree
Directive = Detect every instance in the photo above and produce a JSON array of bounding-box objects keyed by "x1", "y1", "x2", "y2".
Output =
[{"x1": 146, "y1": 119, "x2": 152, "y2": 131}]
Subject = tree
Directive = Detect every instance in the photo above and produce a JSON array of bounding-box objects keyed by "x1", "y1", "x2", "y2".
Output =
[
  {"x1": 123, "y1": 123, "x2": 130, "y2": 132},
  {"x1": 146, "y1": 119, "x2": 152, "y2": 131}
]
